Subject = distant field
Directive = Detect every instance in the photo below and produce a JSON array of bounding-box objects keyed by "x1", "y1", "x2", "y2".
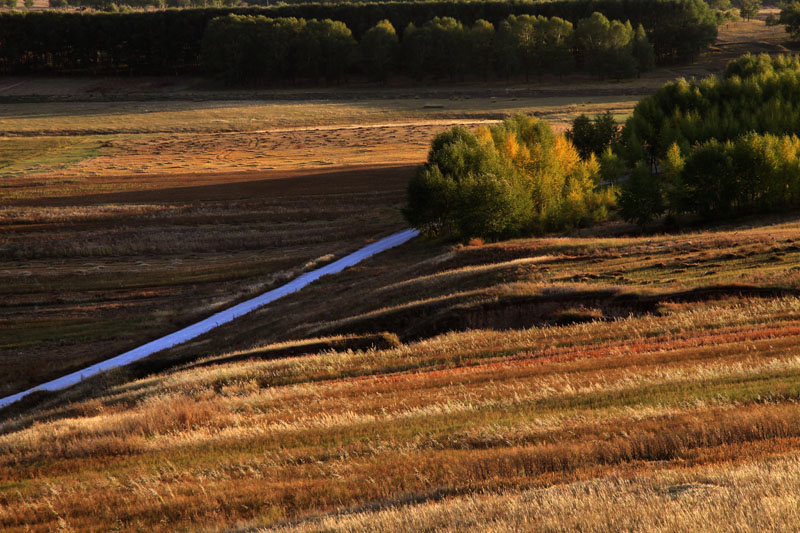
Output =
[{"x1": 0, "y1": 95, "x2": 641, "y2": 186}]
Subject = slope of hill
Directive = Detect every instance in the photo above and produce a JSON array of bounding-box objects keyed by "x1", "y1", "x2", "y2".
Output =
[
  {"x1": 1, "y1": 15, "x2": 797, "y2": 532},
  {"x1": 4, "y1": 216, "x2": 800, "y2": 531}
]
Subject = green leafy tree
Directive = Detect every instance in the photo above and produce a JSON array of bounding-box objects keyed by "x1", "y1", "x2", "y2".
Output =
[
  {"x1": 709, "y1": 0, "x2": 733, "y2": 10},
  {"x1": 737, "y1": 0, "x2": 761, "y2": 21},
  {"x1": 680, "y1": 140, "x2": 738, "y2": 216},
  {"x1": 618, "y1": 162, "x2": 663, "y2": 226},
  {"x1": 567, "y1": 111, "x2": 620, "y2": 160},
  {"x1": 631, "y1": 24, "x2": 655, "y2": 75},
  {"x1": 723, "y1": 52, "x2": 775, "y2": 78},
  {"x1": 576, "y1": 13, "x2": 638, "y2": 80},
  {"x1": 405, "y1": 115, "x2": 612, "y2": 240},
  {"x1": 470, "y1": 19, "x2": 495, "y2": 81},
  {"x1": 401, "y1": 23, "x2": 429, "y2": 81},
  {"x1": 660, "y1": 143, "x2": 688, "y2": 216},
  {"x1": 493, "y1": 18, "x2": 521, "y2": 79},
  {"x1": 543, "y1": 17, "x2": 575, "y2": 78},
  {"x1": 419, "y1": 17, "x2": 468, "y2": 81},
  {"x1": 500, "y1": 15, "x2": 546, "y2": 81},
  {"x1": 599, "y1": 146, "x2": 626, "y2": 184},
  {"x1": 568, "y1": 114, "x2": 595, "y2": 160},
  {"x1": 301, "y1": 19, "x2": 357, "y2": 83},
  {"x1": 359, "y1": 20, "x2": 399, "y2": 83},
  {"x1": 780, "y1": 2, "x2": 800, "y2": 40},
  {"x1": 623, "y1": 56, "x2": 800, "y2": 165}
]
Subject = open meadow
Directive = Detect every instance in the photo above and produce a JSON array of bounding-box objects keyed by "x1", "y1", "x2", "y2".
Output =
[{"x1": 3, "y1": 12, "x2": 800, "y2": 533}]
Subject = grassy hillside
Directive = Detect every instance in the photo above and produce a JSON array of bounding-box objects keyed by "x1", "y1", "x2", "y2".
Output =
[
  {"x1": 1, "y1": 16, "x2": 796, "y2": 531},
  {"x1": 4, "y1": 216, "x2": 800, "y2": 531}
]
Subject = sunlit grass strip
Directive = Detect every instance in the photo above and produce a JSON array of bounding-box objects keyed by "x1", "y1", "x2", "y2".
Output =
[{"x1": 272, "y1": 452, "x2": 800, "y2": 533}]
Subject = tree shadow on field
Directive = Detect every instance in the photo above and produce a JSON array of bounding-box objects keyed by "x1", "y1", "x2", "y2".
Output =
[{"x1": 5, "y1": 164, "x2": 416, "y2": 207}]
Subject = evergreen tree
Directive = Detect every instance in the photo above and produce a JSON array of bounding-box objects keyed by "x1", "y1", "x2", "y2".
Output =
[
  {"x1": 618, "y1": 162, "x2": 663, "y2": 226},
  {"x1": 631, "y1": 25, "x2": 655, "y2": 76},
  {"x1": 567, "y1": 111, "x2": 620, "y2": 160}
]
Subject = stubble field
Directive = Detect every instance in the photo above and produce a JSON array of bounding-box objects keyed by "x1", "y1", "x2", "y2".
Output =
[{"x1": 5, "y1": 217, "x2": 800, "y2": 531}]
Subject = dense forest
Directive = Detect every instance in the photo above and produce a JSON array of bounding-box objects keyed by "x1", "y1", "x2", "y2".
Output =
[
  {"x1": 202, "y1": 13, "x2": 655, "y2": 83},
  {"x1": 0, "y1": 0, "x2": 716, "y2": 75},
  {"x1": 616, "y1": 54, "x2": 800, "y2": 224}
]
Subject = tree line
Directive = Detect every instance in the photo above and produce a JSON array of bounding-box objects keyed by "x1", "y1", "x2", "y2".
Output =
[
  {"x1": 612, "y1": 54, "x2": 800, "y2": 224},
  {"x1": 202, "y1": 13, "x2": 655, "y2": 84},
  {"x1": 0, "y1": 0, "x2": 717, "y2": 75}
]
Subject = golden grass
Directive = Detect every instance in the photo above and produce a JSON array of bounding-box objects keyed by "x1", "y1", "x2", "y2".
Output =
[
  {"x1": 272, "y1": 453, "x2": 800, "y2": 532},
  {"x1": 0, "y1": 96, "x2": 640, "y2": 137},
  {"x1": 4, "y1": 289, "x2": 800, "y2": 531}
]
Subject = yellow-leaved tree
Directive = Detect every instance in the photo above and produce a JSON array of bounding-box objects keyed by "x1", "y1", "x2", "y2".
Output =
[{"x1": 404, "y1": 114, "x2": 615, "y2": 239}]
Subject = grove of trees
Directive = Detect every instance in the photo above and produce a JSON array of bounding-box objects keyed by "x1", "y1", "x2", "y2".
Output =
[
  {"x1": 0, "y1": 0, "x2": 717, "y2": 75},
  {"x1": 620, "y1": 53, "x2": 800, "y2": 167},
  {"x1": 202, "y1": 13, "x2": 656, "y2": 84},
  {"x1": 201, "y1": 15, "x2": 358, "y2": 83},
  {"x1": 614, "y1": 54, "x2": 800, "y2": 223},
  {"x1": 406, "y1": 54, "x2": 800, "y2": 239},
  {"x1": 404, "y1": 115, "x2": 615, "y2": 239}
]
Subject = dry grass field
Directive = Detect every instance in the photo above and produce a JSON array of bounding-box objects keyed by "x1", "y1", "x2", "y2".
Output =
[
  {"x1": 2, "y1": 14, "x2": 800, "y2": 533},
  {"x1": 0, "y1": 162, "x2": 413, "y2": 398},
  {"x1": 5, "y1": 217, "x2": 800, "y2": 531}
]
